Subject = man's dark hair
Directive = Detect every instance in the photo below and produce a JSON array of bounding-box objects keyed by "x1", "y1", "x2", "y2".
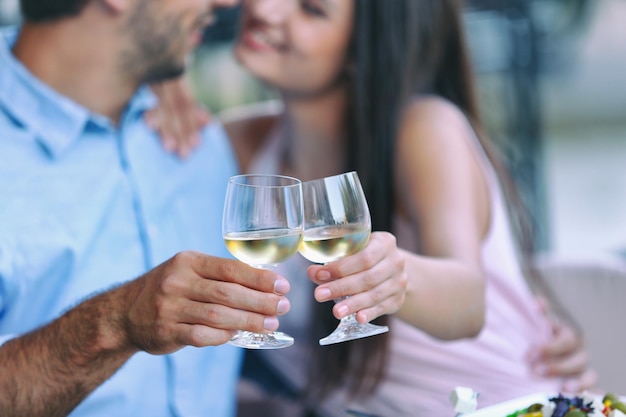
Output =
[{"x1": 20, "y1": 0, "x2": 90, "y2": 22}]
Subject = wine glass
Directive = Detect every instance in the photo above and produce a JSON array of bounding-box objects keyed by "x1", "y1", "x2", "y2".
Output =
[
  {"x1": 222, "y1": 174, "x2": 303, "y2": 349},
  {"x1": 299, "y1": 171, "x2": 389, "y2": 345}
]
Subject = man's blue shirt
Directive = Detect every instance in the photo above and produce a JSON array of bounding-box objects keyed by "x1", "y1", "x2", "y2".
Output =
[{"x1": 0, "y1": 28, "x2": 242, "y2": 417}]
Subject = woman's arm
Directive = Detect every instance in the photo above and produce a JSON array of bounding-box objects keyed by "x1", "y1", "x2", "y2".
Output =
[
  {"x1": 393, "y1": 97, "x2": 489, "y2": 339},
  {"x1": 307, "y1": 97, "x2": 488, "y2": 341}
]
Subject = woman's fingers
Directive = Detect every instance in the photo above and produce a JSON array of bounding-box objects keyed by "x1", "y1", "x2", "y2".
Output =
[
  {"x1": 308, "y1": 232, "x2": 407, "y2": 321},
  {"x1": 561, "y1": 367, "x2": 599, "y2": 393},
  {"x1": 147, "y1": 77, "x2": 211, "y2": 157}
]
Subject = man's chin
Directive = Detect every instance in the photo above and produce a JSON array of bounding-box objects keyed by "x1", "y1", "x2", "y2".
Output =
[{"x1": 144, "y1": 65, "x2": 186, "y2": 84}]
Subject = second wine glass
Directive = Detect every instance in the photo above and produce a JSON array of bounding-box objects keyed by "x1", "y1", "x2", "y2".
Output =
[
  {"x1": 298, "y1": 171, "x2": 389, "y2": 345},
  {"x1": 222, "y1": 174, "x2": 303, "y2": 349}
]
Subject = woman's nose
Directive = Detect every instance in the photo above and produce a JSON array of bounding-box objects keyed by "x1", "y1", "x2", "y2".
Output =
[{"x1": 248, "y1": 0, "x2": 294, "y2": 25}]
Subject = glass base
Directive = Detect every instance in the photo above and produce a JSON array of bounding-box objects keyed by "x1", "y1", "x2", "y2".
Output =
[
  {"x1": 319, "y1": 316, "x2": 389, "y2": 346},
  {"x1": 228, "y1": 330, "x2": 294, "y2": 349}
]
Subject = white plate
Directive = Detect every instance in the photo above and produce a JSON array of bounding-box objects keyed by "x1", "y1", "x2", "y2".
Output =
[
  {"x1": 463, "y1": 392, "x2": 626, "y2": 417},
  {"x1": 462, "y1": 392, "x2": 558, "y2": 417}
]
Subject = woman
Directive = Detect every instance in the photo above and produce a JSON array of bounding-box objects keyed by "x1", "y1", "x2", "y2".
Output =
[{"x1": 148, "y1": 0, "x2": 596, "y2": 415}]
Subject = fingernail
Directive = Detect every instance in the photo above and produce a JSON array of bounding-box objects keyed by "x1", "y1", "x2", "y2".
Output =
[
  {"x1": 317, "y1": 270, "x2": 332, "y2": 281},
  {"x1": 274, "y1": 278, "x2": 290, "y2": 295},
  {"x1": 337, "y1": 304, "x2": 349, "y2": 318},
  {"x1": 264, "y1": 317, "x2": 279, "y2": 331},
  {"x1": 316, "y1": 288, "x2": 332, "y2": 301},
  {"x1": 277, "y1": 299, "x2": 290, "y2": 315}
]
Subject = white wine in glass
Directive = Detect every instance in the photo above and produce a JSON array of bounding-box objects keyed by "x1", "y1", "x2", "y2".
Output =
[
  {"x1": 222, "y1": 174, "x2": 303, "y2": 349},
  {"x1": 224, "y1": 229, "x2": 303, "y2": 268},
  {"x1": 299, "y1": 171, "x2": 389, "y2": 345}
]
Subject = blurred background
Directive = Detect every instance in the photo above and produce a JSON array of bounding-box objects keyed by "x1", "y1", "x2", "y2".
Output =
[{"x1": 2, "y1": 0, "x2": 623, "y2": 259}]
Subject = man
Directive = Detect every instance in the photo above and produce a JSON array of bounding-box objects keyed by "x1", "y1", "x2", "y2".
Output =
[{"x1": 0, "y1": 1, "x2": 292, "y2": 416}]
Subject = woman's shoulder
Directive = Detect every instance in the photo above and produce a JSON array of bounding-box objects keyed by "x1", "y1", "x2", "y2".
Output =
[
  {"x1": 397, "y1": 95, "x2": 474, "y2": 154},
  {"x1": 219, "y1": 99, "x2": 283, "y2": 139},
  {"x1": 402, "y1": 95, "x2": 470, "y2": 133},
  {"x1": 218, "y1": 100, "x2": 284, "y2": 173},
  {"x1": 395, "y1": 96, "x2": 492, "y2": 248}
]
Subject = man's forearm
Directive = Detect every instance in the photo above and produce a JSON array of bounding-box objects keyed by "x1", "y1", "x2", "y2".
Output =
[{"x1": 0, "y1": 287, "x2": 136, "y2": 417}]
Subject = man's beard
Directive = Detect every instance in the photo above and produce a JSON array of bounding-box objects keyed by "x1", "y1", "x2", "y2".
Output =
[
  {"x1": 121, "y1": 0, "x2": 188, "y2": 84},
  {"x1": 140, "y1": 55, "x2": 187, "y2": 84}
]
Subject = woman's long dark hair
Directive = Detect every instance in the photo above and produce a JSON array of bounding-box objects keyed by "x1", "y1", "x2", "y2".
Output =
[
  {"x1": 309, "y1": 0, "x2": 471, "y2": 401},
  {"x1": 308, "y1": 0, "x2": 566, "y2": 403}
]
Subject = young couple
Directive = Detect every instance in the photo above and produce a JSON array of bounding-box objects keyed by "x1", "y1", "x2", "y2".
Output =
[{"x1": 0, "y1": 0, "x2": 595, "y2": 416}]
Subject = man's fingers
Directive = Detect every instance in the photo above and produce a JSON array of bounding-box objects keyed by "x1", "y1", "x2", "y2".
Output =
[
  {"x1": 179, "y1": 251, "x2": 290, "y2": 294},
  {"x1": 129, "y1": 251, "x2": 293, "y2": 353},
  {"x1": 178, "y1": 302, "x2": 282, "y2": 334},
  {"x1": 181, "y1": 280, "x2": 291, "y2": 317},
  {"x1": 181, "y1": 325, "x2": 234, "y2": 347},
  {"x1": 179, "y1": 319, "x2": 282, "y2": 348}
]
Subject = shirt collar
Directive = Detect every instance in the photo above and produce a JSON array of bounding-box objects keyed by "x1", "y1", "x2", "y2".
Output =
[{"x1": 0, "y1": 27, "x2": 157, "y2": 159}]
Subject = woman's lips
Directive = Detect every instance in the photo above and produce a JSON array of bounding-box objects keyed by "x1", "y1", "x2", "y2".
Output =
[{"x1": 241, "y1": 28, "x2": 285, "y2": 52}]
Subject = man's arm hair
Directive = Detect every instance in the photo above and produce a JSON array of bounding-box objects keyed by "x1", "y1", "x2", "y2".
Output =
[{"x1": 0, "y1": 285, "x2": 137, "y2": 417}]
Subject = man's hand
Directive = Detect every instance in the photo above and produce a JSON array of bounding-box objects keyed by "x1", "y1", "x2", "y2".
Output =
[
  {"x1": 0, "y1": 251, "x2": 290, "y2": 417},
  {"x1": 123, "y1": 251, "x2": 291, "y2": 353}
]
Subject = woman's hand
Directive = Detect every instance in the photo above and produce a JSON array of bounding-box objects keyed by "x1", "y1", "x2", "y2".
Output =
[
  {"x1": 529, "y1": 297, "x2": 598, "y2": 392},
  {"x1": 307, "y1": 231, "x2": 407, "y2": 323},
  {"x1": 145, "y1": 77, "x2": 211, "y2": 158}
]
